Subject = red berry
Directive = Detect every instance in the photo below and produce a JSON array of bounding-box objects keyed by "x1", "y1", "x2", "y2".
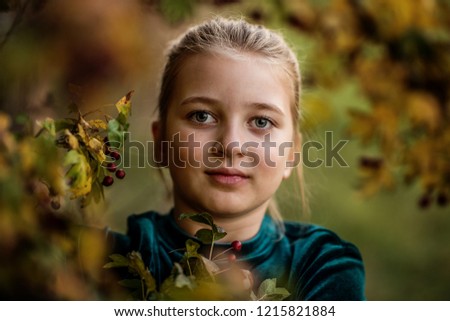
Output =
[
  {"x1": 228, "y1": 254, "x2": 236, "y2": 263},
  {"x1": 102, "y1": 176, "x2": 114, "y2": 186},
  {"x1": 231, "y1": 240, "x2": 242, "y2": 251},
  {"x1": 115, "y1": 169, "x2": 126, "y2": 179},
  {"x1": 107, "y1": 163, "x2": 117, "y2": 172},
  {"x1": 110, "y1": 151, "x2": 121, "y2": 161}
]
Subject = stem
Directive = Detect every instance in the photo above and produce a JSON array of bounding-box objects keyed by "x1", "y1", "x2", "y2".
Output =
[
  {"x1": 212, "y1": 247, "x2": 232, "y2": 261},
  {"x1": 213, "y1": 267, "x2": 232, "y2": 276},
  {"x1": 168, "y1": 247, "x2": 186, "y2": 254},
  {"x1": 209, "y1": 238, "x2": 215, "y2": 261},
  {"x1": 257, "y1": 294, "x2": 268, "y2": 301},
  {"x1": 186, "y1": 259, "x2": 193, "y2": 276}
]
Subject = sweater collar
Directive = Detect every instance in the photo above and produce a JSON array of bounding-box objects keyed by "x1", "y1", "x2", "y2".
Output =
[{"x1": 158, "y1": 209, "x2": 282, "y2": 265}]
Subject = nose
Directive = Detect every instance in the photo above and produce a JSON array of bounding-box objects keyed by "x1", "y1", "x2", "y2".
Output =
[{"x1": 214, "y1": 120, "x2": 245, "y2": 158}]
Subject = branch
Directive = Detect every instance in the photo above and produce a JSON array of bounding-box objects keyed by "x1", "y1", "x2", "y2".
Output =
[{"x1": 0, "y1": 0, "x2": 32, "y2": 50}]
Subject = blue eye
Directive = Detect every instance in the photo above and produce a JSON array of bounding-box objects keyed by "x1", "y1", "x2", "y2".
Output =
[
  {"x1": 189, "y1": 111, "x2": 215, "y2": 124},
  {"x1": 252, "y1": 117, "x2": 273, "y2": 129}
]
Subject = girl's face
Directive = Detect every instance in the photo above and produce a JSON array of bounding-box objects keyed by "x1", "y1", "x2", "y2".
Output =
[{"x1": 154, "y1": 53, "x2": 296, "y2": 220}]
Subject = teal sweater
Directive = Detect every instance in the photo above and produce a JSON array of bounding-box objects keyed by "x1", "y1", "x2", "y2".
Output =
[{"x1": 107, "y1": 210, "x2": 365, "y2": 300}]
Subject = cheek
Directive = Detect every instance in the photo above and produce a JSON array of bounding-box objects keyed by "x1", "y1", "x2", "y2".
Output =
[{"x1": 166, "y1": 129, "x2": 213, "y2": 167}]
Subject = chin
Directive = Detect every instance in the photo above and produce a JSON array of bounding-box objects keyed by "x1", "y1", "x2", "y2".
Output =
[{"x1": 199, "y1": 201, "x2": 252, "y2": 218}]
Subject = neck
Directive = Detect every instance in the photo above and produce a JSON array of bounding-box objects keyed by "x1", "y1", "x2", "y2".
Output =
[{"x1": 173, "y1": 206, "x2": 267, "y2": 243}]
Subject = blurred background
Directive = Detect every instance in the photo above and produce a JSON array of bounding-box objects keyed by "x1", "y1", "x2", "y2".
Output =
[{"x1": 1, "y1": 0, "x2": 449, "y2": 300}]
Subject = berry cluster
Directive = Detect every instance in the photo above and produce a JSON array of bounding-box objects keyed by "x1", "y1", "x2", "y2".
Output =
[{"x1": 102, "y1": 137, "x2": 126, "y2": 187}]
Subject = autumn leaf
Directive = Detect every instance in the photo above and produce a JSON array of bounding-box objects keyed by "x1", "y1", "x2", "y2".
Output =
[
  {"x1": 88, "y1": 119, "x2": 108, "y2": 130},
  {"x1": 64, "y1": 149, "x2": 92, "y2": 199}
]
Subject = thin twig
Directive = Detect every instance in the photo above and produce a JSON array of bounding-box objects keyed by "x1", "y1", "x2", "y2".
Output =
[
  {"x1": 0, "y1": 0, "x2": 32, "y2": 50},
  {"x1": 209, "y1": 239, "x2": 214, "y2": 261}
]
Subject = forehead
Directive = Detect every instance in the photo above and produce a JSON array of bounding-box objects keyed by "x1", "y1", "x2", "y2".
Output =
[{"x1": 170, "y1": 53, "x2": 294, "y2": 114}]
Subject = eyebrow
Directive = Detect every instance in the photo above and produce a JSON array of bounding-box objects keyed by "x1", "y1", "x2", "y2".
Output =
[
  {"x1": 180, "y1": 96, "x2": 286, "y2": 116},
  {"x1": 180, "y1": 96, "x2": 219, "y2": 107},
  {"x1": 249, "y1": 102, "x2": 286, "y2": 116}
]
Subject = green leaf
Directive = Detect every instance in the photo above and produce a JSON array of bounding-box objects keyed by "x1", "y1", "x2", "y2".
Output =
[
  {"x1": 127, "y1": 251, "x2": 156, "y2": 293},
  {"x1": 214, "y1": 231, "x2": 227, "y2": 242},
  {"x1": 114, "y1": 91, "x2": 133, "y2": 130},
  {"x1": 194, "y1": 228, "x2": 214, "y2": 244},
  {"x1": 179, "y1": 212, "x2": 214, "y2": 228},
  {"x1": 107, "y1": 119, "x2": 123, "y2": 149},
  {"x1": 103, "y1": 254, "x2": 129, "y2": 268},
  {"x1": 185, "y1": 239, "x2": 200, "y2": 256},
  {"x1": 128, "y1": 251, "x2": 146, "y2": 275},
  {"x1": 264, "y1": 288, "x2": 291, "y2": 301},
  {"x1": 257, "y1": 278, "x2": 276, "y2": 298},
  {"x1": 143, "y1": 271, "x2": 156, "y2": 294},
  {"x1": 257, "y1": 278, "x2": 290, "y2": 301},
  {"x1": 40, "y1": 117, "x2": 56, "y2": 136},
  {"x1": 194, "y1": 228, "x2": 227, "y2": 244}
]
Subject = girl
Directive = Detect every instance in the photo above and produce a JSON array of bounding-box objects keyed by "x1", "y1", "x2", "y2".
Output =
[{"x1": 106, "y1": 17, "x2": 365, "y2": 300}]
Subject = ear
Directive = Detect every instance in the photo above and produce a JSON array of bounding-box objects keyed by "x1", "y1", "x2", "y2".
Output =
[
  {"x1": 283, "y1": 132, "x2": 302, "y2": 180},
  {"x1": 152, "y1": 120, "x2": 167, "y2": 167},
  {"x1": 152, "y1": 120, "x2": 161, "y2": 142}
]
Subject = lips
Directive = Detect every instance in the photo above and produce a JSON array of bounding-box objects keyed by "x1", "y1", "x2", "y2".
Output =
[{"x1": 205, "y1": 168, "x2": 249, "y2": 185}]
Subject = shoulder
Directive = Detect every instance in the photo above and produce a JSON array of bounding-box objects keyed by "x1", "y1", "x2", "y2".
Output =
[
  {"x1": 127, "y1": 210, "x2": 162, "y2": 231},
  {"x1": 282, "y1": 221, "x2": 366, "y2": 300},
  {"x1": 283, "y1": 220, "x2": 361, "y2": 256},
  {"x1": 106, "y1": 210, "x2": 164, "y2": 255}
]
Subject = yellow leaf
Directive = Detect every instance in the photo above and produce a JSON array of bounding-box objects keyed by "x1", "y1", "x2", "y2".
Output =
[
  {"x1": 64, "y1": 129, "x2": 79, "y2": 150},
  {"x1": 88, "y1": 119, "x2": 108, "y2": 130},
  {"x1": 87, "y1": 137, "x2": 106, "y2": 163},
  {"x1": 70, "y1": 175, "x2": 92, "y2": 199},
  {"x1": 76, "y1": 123, "x2": 89, "y2": 145},
  {"x1": 115, "y1": 90, "x2": 134, "y2": 117},
  {"x1": 64, "y1": 150, "x2": 92, "y2": 199}
]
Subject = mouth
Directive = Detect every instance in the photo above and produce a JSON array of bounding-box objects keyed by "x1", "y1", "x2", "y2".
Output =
[{"x1": 205, "y1": 168, "x2": 250, "y2": 185}]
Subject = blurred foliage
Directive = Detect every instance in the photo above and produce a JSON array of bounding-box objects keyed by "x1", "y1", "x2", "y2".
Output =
[
  {"x1": 234, "y1": 0, "x2": 450, "y2": 208},
  {"x1": 1, "y1": 0, "x2": 450, "y2": 300},
  {"x1": 0, "y1": 110, "x2": 103, "y2": 299},
  {"x1": 0, "y1": 90, "x2": 133, "y2": 299}
]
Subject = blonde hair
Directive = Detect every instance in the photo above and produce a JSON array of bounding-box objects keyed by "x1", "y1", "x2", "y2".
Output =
[{"x1": 156, "y1": 17, "x2": 308, "y2": 225}]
